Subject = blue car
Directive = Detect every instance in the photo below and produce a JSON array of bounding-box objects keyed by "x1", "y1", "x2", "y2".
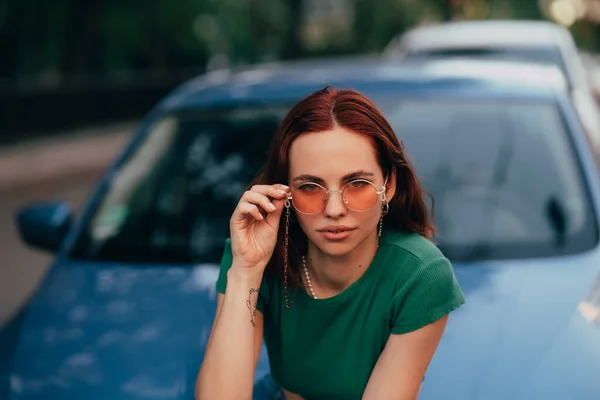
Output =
[{"x1": 3, "y1": 56, "x2": 600, "y2": 400}]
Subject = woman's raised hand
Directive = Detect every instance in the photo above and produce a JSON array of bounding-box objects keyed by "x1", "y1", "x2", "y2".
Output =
[{"x1": 229, "y1": 184, "x2": 290, "y2": 270}]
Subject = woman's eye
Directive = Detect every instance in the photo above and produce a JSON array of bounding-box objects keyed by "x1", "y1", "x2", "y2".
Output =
[
  {"x1": 348, "y1": 180, "x2": 368, "y2": 188},
  {"x1": 299, "y1": 183, "x2": 320, "y2": 192}
]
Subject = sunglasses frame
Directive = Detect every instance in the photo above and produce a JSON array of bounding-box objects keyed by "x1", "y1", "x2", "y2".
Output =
[{"x1": 286, "y1": 176, "x2": 388, "y2": 215}]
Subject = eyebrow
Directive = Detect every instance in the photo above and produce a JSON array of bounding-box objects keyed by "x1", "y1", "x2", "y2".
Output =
[
  {"x1": 292, "y1": 170, "x2": 375, "y2": 184},
  {"x1": 342, "y1": 170, "x2": 375, "y2": 181}
]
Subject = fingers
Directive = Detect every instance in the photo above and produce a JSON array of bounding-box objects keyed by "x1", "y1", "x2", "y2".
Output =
[
  {"x1": 237, "y1": 203, "x2": 264, "y2": 222},
  {"x1": 265, "y1": 196, "x2": 287, "y2": 227},
  {"x1": 233, "y1": 184, "x2": 290, "y2": 224},
  {"x1": 249, "y1": 184, "x2": 289, "y2": 199},
  {"x1": 242, "y1": 191, "x2": 279, "y2": 215}
]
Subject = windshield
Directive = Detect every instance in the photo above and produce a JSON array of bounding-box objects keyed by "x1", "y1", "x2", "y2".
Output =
[{"x1": 70, "y1": 99, "x2": 598, "y2": 263}]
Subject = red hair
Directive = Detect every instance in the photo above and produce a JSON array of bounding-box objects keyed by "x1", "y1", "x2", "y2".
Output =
[{"x1": 249, "y1": 86, "x2": 436, "y2": 288}]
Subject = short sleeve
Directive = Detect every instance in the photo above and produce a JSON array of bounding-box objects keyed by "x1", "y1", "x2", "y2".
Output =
[
  {"x1": 216, "y1": 238, "x2": 233, "y2": 295},
  {"x1": 215, "y1": 238, "x2": 271, "y2": 312},
  {"x1": 390, "y1": 257, "x2": 465, "y2": 335}
]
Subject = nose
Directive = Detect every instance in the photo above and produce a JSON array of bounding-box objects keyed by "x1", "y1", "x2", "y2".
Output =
[{"x1": 323, "y1": 190, "x2": 347, "y2": 218}]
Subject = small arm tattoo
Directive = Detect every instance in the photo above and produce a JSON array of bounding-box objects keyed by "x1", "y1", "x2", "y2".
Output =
[{"x1": 246, "y1": 288, "x2": 259, "y2": 327}]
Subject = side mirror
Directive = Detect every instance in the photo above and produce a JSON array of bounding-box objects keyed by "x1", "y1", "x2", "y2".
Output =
[{"x1": 15, "y1": 202, "x2": 73, "y2": 253}]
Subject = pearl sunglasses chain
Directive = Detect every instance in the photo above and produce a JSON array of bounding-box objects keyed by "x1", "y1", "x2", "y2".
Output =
[{"x1": 301, "y1": 255, "x2": 318, "y2": 299}]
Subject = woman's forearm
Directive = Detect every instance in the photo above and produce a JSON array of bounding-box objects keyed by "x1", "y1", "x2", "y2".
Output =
[{"x1": 196, "y1": 265, "x2": 264, "y2": 400}]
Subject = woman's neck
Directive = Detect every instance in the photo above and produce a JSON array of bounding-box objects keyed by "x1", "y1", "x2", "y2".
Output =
[{"x1": 306, "y1": 234, "x2": 379, "y2": 296}]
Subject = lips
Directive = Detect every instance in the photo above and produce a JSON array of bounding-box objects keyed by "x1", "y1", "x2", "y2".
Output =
[
  {"x1": 318, "y1": 226, "x2": 356, "y2": 241},
  {"x1": 319, "y1": 226, "x2": 354, "y2": 233}
]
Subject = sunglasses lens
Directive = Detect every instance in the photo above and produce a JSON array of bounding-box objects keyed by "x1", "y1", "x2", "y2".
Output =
[
  {"x1": 291, "y1": 180, "x2": 380, "y2": 213},
  {"x1": 344, "y1": 181, "x2": 379, "y2": 211},
  {"x1": 292, "y1": 184, "x2": 327, "y2": 214}
]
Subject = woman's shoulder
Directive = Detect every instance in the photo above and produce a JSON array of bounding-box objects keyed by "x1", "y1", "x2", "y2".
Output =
[
  {"x1": 376, "y1": 230, "x2": 465, "y2": 334},
  {"x1": 378, "y1": 229, "x2": 446, "y2": 266},
  {"x1": 379, "y1": 231, "x2": 466, "y2": 334},
  {"x1": 373, "y1": 229, "x2": 456, "y2": 290}
]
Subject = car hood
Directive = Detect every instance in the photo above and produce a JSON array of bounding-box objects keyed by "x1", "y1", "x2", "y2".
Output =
[
  {"x1": 6, "y1": 249, "x2": 600, "y2": 400},
  {"x1": 6, "y1": 260, "x2": 270, "y2": 400},
  {"x1": 422, "y1": 249, "x2": 600, "y2": 400}
]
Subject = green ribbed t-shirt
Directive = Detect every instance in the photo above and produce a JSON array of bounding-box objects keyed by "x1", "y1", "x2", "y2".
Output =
[{"x1": 216, "y1": 229, "x2": 466, "y2": 400}]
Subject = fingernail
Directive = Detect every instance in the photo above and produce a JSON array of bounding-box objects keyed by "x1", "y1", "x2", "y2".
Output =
[
  {"x1": 269, "y1": 203, "x2": 276, "y2": 211},
  {"x1": 276, "y1": 189, "x2": 286, "y2": 195},
  {"x1": 280, "y1": 185, "x2": 289, "y2": 189}
]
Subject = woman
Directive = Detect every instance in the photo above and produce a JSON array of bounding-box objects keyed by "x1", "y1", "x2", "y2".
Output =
[{"x1": 196, "y1": 86, "x2": 466, "y2": 400}]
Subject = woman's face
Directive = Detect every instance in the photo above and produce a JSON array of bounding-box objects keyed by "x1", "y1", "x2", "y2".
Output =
[{"x1": 288, "y1": 125, "x2": 395, "y2": 257}]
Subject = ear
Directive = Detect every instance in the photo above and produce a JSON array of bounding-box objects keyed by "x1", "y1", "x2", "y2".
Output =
[{"x1": 385, "y1": 168, "x2": 397, "y2": 203}]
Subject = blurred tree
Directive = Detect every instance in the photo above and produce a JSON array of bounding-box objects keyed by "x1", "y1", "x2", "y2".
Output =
[
  {"x1": 424, "y1": 0, "x2": 459, "y2": 21},
  {"x1": 2, "y1": 0, "x2": 578, "y2": 84},
  {"x1": 0, "y1": 0, "x2": 15, "y2": 78},
  {"x1": 353, "y1": 0, "x2": 424, "y2": 53},
  {"x1": 233, "y1": 0, "x2": 283, "y2": 64},
  {"x1": 147, "y1": 0, "x2": 168, "y2": 70},
  {"x1": 9, "y1": 0, "x2": 600, "y2": 141},
  {"x1": 97, "y1": 0, "x2": 212, "y2": 74},
  {"x1": 441, "y1": 0, "x2": 453, "y2": 21},
  {"x1": 282, "y1": 0, "x2": 304, "y2": 59},
  {"x1": 3, "y1": 0, "x2": 54, "y2": 79},
  {"x1": 508, "y1": 0, "x2": 543, "y2": 19},
  {"x1": 158, "y1": 0, "x2": 210, "y2": 68},
  {"x1": 61, "y1": 0, "x2": 104, "y2": 75}
]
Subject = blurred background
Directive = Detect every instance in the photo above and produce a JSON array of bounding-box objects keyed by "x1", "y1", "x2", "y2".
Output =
[
  {"x1": 2, "y1": 0, "x2": 600, "y2": 329},
  {"x1": 7, "y1": 0, "x2": 600, "y2": 142}
]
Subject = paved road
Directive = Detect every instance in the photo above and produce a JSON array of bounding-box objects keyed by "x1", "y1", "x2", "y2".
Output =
[{"x1": 0, "y1": 124, "x2": 133, "y2": 328}]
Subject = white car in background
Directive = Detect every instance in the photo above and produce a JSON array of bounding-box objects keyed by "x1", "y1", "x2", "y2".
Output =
[{"x1": 384, "y1": 20, "x2": 600, "y2": 164}]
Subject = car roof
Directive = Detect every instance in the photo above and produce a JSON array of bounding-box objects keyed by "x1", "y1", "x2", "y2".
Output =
[
  {"x1": 159, "y1": 56, "x2": 567, "y2": 111},
  {"x1": 387, "y1": 20, "x2": 569, "y2": 53}
]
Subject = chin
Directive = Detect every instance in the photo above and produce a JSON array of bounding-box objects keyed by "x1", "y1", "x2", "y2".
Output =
[
  {"x1": 313, "y1": 236, "x2": 367, "y2": 257},
  {"x1": 319, "y1": 243, "x2": 354, "y2": 257}
]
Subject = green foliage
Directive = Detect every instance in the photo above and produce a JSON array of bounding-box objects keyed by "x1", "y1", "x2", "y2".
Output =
[
  {"x1": 0, "y1": 0, "x2": 590, "y2": 83},
  {"x1": 353, "y1": 0, "x2": 425, "y2": 53}
]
